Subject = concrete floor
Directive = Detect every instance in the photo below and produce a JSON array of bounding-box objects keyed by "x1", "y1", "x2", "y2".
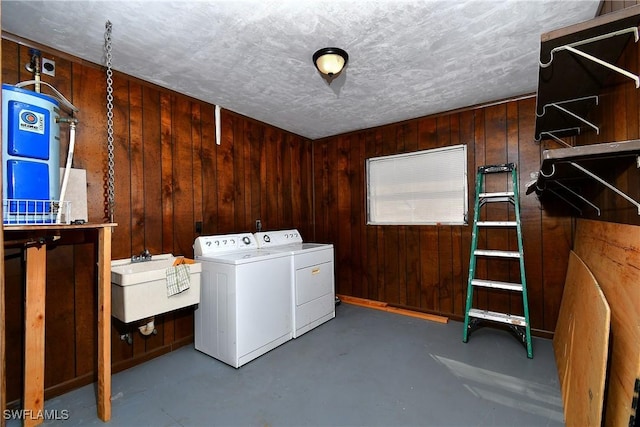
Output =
[{"x1": 11, "y1": 303, "x2": 564, "y2": 426}]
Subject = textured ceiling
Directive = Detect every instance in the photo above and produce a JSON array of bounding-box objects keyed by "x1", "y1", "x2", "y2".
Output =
[{"x1": 2, "y1": 1, "x2": 600, "y2": 140}]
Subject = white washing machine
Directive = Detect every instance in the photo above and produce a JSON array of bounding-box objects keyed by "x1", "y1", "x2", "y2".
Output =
[
  {"x1": 193, "y1": 232, "x2": 292, "y2": 368},
  {"x1": 255, "y1": 229, "x2": 335, "y2": 338}
]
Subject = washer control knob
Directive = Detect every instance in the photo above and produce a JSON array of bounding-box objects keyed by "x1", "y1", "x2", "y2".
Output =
[
  {"x1": 242, "y1": 236, "x2": 250, "y2": 245},
  {"x1": 263, "y1": 235, "x2": 271, "y2": 242}
]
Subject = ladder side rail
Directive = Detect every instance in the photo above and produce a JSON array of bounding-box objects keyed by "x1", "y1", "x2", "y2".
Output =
[
  {"x1": 512, "y1": 166, "x2": 533, "y2": 358},
  {"x1": 463, "y1": 171, "x2": 484, "y2": 343}
]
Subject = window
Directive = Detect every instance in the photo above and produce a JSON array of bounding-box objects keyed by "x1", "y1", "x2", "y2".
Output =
[{"x1": 366, "y1": 144, "x2": 468, "y2": 225}]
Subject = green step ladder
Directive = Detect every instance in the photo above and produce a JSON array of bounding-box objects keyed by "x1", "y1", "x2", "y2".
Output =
[{"x1": 463, "y1": 163, "x2": 533, "y2": 358}]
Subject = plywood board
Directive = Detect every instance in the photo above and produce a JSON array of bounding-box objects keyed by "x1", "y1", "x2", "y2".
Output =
[
  {"x1": 574, "y1": 219, "x2": 640, "y2": 427},
  {"x1": 553, "y1": 251, "x2": 610, "y2": 427}
]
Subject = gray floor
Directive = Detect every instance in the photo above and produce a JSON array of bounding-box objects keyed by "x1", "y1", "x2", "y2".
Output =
[{"x1": 14, "y1": 304, "x2": 564, "y2": 426}]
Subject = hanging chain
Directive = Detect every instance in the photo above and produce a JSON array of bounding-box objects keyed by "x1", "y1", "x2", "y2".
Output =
[{"x1": 104, "y1": 21, "x2": 116, "y2": 223}]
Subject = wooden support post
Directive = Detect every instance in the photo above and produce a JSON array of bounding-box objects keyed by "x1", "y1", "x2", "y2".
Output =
[
  {"x1": 96, "y1": 226, "x2": 112, "y2": 421},
  {"x1": 23, "y1": 244, "x2": 47, "y2": 427}
]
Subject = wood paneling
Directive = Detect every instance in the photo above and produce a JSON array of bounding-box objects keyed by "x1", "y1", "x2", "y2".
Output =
[
  {"x1": 313, "y1": 97, "x2": 574, "y2": 334},
  {"x1": 2, "y1": 37, "x2": 313, "y2": 405},
  {"x1": 312, "y1": 2, "x2": 640, "y2": 334},
  {"x1": 599, "y1": 0, "x2": 640, "y2": 15}
]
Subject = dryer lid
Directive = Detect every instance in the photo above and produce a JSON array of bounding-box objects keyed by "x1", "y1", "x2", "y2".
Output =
[{"x1": 255, "y1": 229, "x2": 302, "y2": 248}]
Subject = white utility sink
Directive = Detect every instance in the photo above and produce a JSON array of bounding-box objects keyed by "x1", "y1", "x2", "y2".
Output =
[
  {"x1": 111, "y1": 254, "x2": 178, "y2": 286},
  {"x1": 111, "y1": 253, "x2": 202, "y2": 323}
]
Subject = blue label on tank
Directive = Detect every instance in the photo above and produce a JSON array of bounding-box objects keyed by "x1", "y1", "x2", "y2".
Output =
[{"x1": 19, "y1": 109, "x2": 45, "y2": 134}]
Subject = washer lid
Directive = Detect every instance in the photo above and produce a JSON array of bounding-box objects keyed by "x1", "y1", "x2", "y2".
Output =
[
  {"x1": 196, "y1": 249, "x2": 290, "y2": 265},
  {"x1": 194, "y1": 232, "x2": 257, "y2": 256}
]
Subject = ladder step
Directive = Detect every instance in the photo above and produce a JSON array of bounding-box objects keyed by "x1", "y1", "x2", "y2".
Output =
[
  {"x1": 480, "y1": 191, "x2": 514, "y2": 199},
  {"x1": 479, "y1": 163, "x2": 514, "y2": 174},
  {"x1": 468, "y1": 309, "x2": 527, "y2": 326},
  {"x1": 474, "y1": 249, "x2": 521, "y2": 258},
  {"x1": 471, "y1": 279, "x2": 523, "y2": 292},
  {"x1": 477, "y1": 221, "x2": 517, "y2": 227}
]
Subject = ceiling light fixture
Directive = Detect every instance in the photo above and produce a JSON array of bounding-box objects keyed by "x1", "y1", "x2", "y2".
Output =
[{"x1": 313, "y1": 47, "x2": 349, "y2": 77}]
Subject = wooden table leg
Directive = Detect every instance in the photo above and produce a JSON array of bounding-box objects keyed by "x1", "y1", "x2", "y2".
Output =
[
  {"x1": 23, "y1": 244, "x2": 46, "y2": 427},
  {"x1": 96, "y1": 227, "x2": 111, "y2": 421}
]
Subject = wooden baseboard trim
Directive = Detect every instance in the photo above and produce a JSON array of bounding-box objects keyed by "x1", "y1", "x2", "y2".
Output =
[
  {"x1": 337, "y1": 295, "x2": 448, "y2": 324},
  {"x1": 338, "y1": 294, "x2": 388, "y2": 307}
]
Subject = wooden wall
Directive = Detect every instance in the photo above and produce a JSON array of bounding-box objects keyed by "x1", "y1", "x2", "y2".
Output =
[
  {"x1": 312, "y1": 99, "x2": 573, "y2": 334},
  {"x1": 2, "y1": 37, "x2": 313, "y2": 404},
  {"x1": 3, "y1": 0, "x2": 640, "y2": 408},
  {"x1": 572, "y1": 1, "x2": 640, "y2": 225},
  {"x1": 311, "y1": 0, "x2": 640, "y2": 335},
  {"x1": 600, "y1": 0, "x2": 640, "y2": 15}
]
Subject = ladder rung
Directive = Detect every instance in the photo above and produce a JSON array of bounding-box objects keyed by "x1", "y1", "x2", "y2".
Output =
[
  {"x1": 479, "y1": 164, "x2": 514, "y2": 174},
  {"x1": 474, "y1": 249, "x2": 521, "y2": 258},
  {"x1": 471, "y1": 279, "x2": 523, "y2": 292},
  {"x1": 477, "y1": 221, "x2": 517, "y2": 227},
  {"x1": 468, "y1": 309, "x2": 527, "y2": 326},
  {"x1": 480, "y1": 191, "x2": 514, "y2": 199}
]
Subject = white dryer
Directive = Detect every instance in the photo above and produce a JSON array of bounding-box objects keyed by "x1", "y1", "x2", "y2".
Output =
[
  {"x1": 193, "y1": 233, "x2": 292, "y2": 368},
  {"x1": 255, "y1": 229, "x2": 335, "y2": 338}
]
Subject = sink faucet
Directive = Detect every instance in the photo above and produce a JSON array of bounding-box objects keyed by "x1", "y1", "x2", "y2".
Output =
[{"x1": 131, "y1": 249, "x2": 152, "y2": 263}]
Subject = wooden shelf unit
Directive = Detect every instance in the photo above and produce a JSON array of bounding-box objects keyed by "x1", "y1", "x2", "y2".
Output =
[
  {"x1": 526, "y1": 139, "x2": 640, "y2": 215},
  {"x1": 2, "y1": 223, "x2": 116, "y2": 427},
  {"x1": 535, "y1": 5, "x2": 640, "y2": 142}
]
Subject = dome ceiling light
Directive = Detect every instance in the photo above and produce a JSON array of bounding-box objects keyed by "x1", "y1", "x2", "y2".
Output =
[{"x1": 313, "y1": 47, "x2": 349, "y2": 77}]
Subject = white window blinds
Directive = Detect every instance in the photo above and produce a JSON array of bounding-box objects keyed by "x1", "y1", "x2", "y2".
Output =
[{"x1": 366, "y1": 144, "x2": 468, "y2": 225}]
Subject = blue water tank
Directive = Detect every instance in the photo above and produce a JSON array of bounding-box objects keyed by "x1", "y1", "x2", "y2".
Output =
[{"x1": 2, "y1": 83, "x2": 60, "y2": 223}]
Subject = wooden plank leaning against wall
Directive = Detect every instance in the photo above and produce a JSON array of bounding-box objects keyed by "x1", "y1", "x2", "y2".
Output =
[
  {"x1": 573, "y1": 220, "x2": 640, "y2": 427},
  {"x1": 1, "y1": 36, "x2": 314, "y2": 405}
]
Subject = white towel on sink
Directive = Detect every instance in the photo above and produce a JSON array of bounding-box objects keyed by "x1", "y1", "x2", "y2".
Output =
[{"x1": 166, "y1": 264, "x2": 191, "y2": 296}]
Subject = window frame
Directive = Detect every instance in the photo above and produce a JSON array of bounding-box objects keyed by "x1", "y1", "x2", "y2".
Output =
[{"x1": 366, "y1": 144, "x2": 468, "y2": 226}]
